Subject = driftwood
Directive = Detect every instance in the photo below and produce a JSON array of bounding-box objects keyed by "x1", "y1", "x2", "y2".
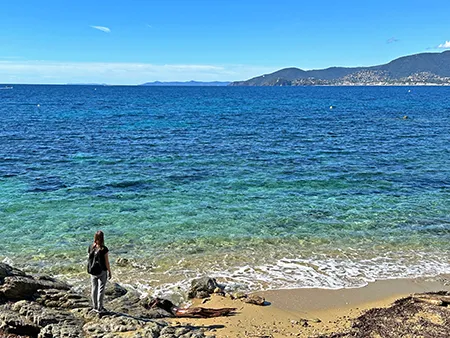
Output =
[
  {"x1": 146, "y1": 297, "x2": 236, "y2": 318},
  {"x1": 411, "y1": 292, "x2": 450, "y2": 306}
]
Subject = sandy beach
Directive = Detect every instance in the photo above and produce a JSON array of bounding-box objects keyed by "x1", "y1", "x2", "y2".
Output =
[
  {"x1": 168, "y1": 275, "x2": 450, "y2": 337},
  {"x1": 1, "y1": 260, "x2": 449, "y2": 337}
]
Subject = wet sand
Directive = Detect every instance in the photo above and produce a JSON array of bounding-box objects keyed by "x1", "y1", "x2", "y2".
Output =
[{"x1": 168, "y1": 275, "x2": 450, "y2": 337}]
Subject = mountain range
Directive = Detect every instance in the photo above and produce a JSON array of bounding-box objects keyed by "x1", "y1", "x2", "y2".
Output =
[
  {"x1": 230, "y1": 50, "x2": 450, "y2": 86},
  {"x1": 141, "y1": 81, "x2": 230, "y2": 86}
]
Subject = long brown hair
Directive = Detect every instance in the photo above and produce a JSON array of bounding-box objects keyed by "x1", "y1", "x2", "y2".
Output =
[{"x1": 93, "y1": 230, "x2": 105, "y2": 249}]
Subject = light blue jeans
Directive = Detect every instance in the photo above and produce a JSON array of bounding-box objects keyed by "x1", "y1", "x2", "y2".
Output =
[{"x1": 91, "y1": 270, "x2": 107, "y2": 310}]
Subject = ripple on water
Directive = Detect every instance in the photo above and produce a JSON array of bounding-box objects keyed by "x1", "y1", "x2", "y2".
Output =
[{"x1": 1, "y1": 85, "x2": 450, "y2": 292}]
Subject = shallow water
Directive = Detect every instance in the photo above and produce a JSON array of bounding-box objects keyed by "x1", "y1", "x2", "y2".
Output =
[{"x1": 1, "y1": 85, "x2": 449, "y2": 294}]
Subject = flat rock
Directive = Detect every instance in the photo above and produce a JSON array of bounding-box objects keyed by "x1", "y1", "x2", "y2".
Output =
[
  {"x1": 38, "y1": 323, "x2": 85, "y2": 338},
  {"x1": 0, "y1": 275, "x2": 70, "y2": 301},
  {"x1": 82, "y1": 314, "x2": 162, "y2": 337},
  {"x1": 34, "y1": 288, "x2": 90, "y2": 309},
  {"x1": 0, "y1": 307, "x2": 40, "y2": 337},
  {"x1": 11, "y1": 300, "x2": 84, "y2": 333}
]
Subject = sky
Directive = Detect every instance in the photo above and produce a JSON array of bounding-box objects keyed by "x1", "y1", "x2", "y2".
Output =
[{"x1": 1, "y1": 0, "x2": 450, "y2": 84}]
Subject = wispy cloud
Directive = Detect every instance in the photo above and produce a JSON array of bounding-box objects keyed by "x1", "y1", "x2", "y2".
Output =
[
  {"x1": 90, "y1": 25, "x2": 111, "y2": 33},
  {"x1": 146, "y1": 24, "x2": 152, "y2": 28},
  {"x1": 0, "y1": 60, "x2": 277, "y2": 84},
  {"x1": 437, "y1": 40, "x2": 450, "y2": 49},
  {"x1": 386, "y1": 37, "x2": 399, "y2": 44},
  {"x1": 0, "y1": 56, "x2": 24, "y2": 60}
]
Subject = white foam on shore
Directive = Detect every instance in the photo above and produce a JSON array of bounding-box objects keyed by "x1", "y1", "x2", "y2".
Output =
[
  {"x1": 139, "y1": 253, "x2": 450, "y2": 299},
  {"x1": 219, "y1": 255, "x2": 450, "y2": 291},
  {"x1": 3, "y1": 251, "x2": 449, "y2": 304}
]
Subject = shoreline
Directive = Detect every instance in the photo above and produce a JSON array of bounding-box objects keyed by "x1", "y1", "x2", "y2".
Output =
[
  {"x1": 1, "y1": 259, "x2": 449, "y2": 337},
  {"x1": 169, "y1": 275, "x2": 450, "y2": 337},
  {"x1": 257, "y1": 274, "x2": 450, "y2": 312}
]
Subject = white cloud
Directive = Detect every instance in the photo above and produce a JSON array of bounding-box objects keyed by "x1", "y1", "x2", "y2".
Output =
[
  {"x1": 90, "y1": 26, "x2": 111, "y2": 33},
  {"x1": 0, "y1": 56, "x2": 24, "y2": 60},
  {"x1": 0, "y1": 60, "x2": 277, "y2": 84},
  {"x1": 437, "y1": 41, "x2": 450, "y2": 49}
]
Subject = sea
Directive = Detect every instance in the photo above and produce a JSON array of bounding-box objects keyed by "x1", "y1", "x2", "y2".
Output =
[{"x1": 1, "y1": 85, "x2": 449, "y2": 298}]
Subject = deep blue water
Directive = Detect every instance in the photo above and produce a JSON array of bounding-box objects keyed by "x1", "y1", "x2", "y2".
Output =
[{"x1": 1, "y1": 85, "x2": 449, "y2": 292}]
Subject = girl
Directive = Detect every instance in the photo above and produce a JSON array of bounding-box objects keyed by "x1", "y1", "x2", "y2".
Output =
[{"x1": 87, "y1": 230, "x2": 111, "y2": 312}]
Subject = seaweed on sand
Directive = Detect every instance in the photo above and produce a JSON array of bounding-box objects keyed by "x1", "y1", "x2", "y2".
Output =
[{"x1": 321, "y1": 292, "x2": 450, "y2": 338}]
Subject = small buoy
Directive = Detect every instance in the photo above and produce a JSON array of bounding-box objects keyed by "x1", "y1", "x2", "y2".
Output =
[
  {"x1": 329, "y1": 105, "x2": 334, "y2": 110},
  {"x1": 408, "y1": 90, "x2": 411, "y2": 93},
  {"x1": 403, "y1": 115, "x2": 408, "y2": 119},
  {"x1": 37, "y1": 104, "x2": 40, "y2": 107}
]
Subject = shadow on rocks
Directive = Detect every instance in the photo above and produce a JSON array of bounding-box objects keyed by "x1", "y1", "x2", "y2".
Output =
[{"x1": 0, "y1": 263, "x2": 215, "y2": 338}]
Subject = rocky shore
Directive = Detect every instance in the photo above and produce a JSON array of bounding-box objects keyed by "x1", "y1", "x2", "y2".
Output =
[
  {"x1": 0, "y1": 262, "x2": 256, "y2": 338},
  {"x1": 2, "y1": 262, "x2": 450, "y2": 338}
]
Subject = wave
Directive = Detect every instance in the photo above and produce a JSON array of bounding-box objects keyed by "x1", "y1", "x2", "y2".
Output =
[{"x1": 144, "y1": 253, "x2": 450, "y2": 300}]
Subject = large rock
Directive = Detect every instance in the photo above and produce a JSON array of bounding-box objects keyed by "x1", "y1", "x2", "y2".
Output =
[
  {"x1": 0, "y1": 307, "x2": 40, "y2": 337},
  {"x1": 0, "y1": 275, "x2": 70, "y2": 301},
  {"x1": 34, "y1": 288, "x2": 90, "y2": 309},
  {"x1": 138, "y1": 297, "x2": 177, "y2": 319},
  {"x1": 107, "y1": 292, "x2": 174, "y2": 319},
  {"x1": 104, "y1": 282, "x2": 128, "y2": 301},
  {"x1": 0, "y1": 263, "x2": 27, "y2": 304},
  {"x1": 0, "y1": 263, "x2": 27, "y2": 283},
  {"x1": 188, "y1": 277, "x2": 220, "y2": 299},
  {"x1": 0, "y1": 300, "x2": 85, "y2": 337},
  {"x1": 11, "y1": 300, "x2": 84, "y2": 333}
]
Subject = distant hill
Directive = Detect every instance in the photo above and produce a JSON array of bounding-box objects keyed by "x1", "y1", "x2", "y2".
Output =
[
  {"x1": 141, "y1": 81, "x2": 230, "y2": 86},
  {"x1": 230, "y1": 51, "x2": 450, "y2": 86},
  {"x1": 66, "y1": 83, "x2": 109, "y2": 86}
]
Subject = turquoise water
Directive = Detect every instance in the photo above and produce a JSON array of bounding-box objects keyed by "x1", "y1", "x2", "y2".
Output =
[{"x1": 1, "y1": 85, "x2": 449, "y2": 293}]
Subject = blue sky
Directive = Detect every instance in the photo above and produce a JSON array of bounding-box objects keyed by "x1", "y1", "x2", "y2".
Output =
[{"x1": 1, "y1": 0, "x2": 450, "y2": 84}]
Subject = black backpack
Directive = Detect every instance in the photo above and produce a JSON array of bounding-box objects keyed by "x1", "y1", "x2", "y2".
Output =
[{"x1": 87, "y1": 246, "x2": 103, "y2": 275}]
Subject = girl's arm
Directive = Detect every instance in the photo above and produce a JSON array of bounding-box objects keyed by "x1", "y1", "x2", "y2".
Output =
[{"x1": 105, "y1": 252, "x2": 112, "y2": 279}]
